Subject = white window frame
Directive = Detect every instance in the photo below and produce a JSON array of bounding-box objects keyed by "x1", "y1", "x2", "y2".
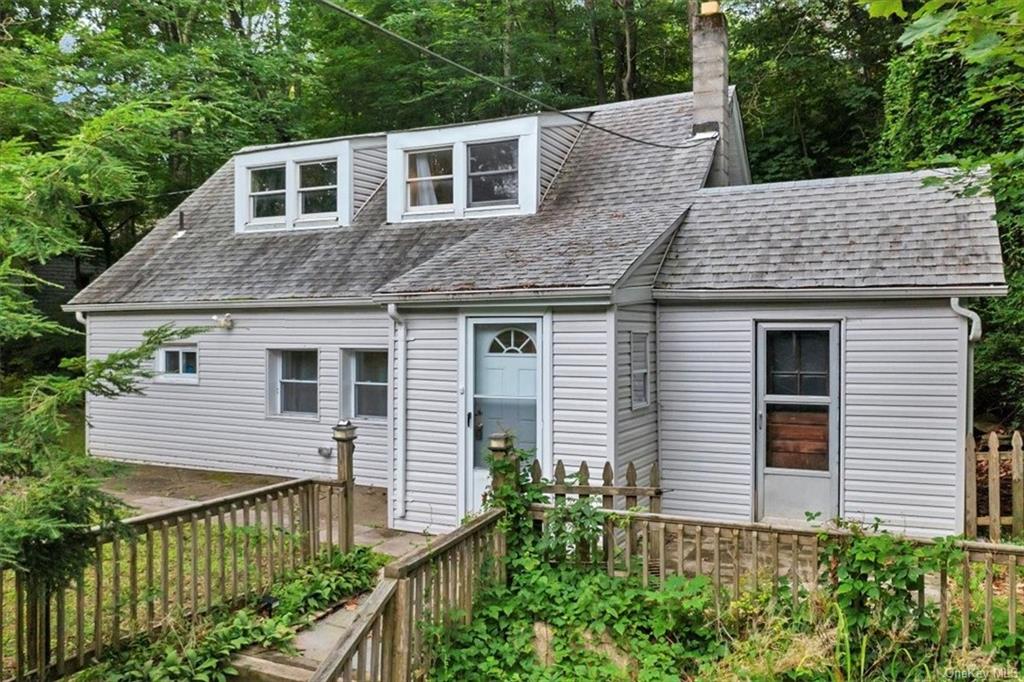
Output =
[
  {"x1": 341, "y1": 349, "x2": 388, "y2": 421},
  {"x1": 267, "y1": 349, "x2": 320, "y2": 419},
  {"x1": 386, "y1": 116, "x2": 540, "y2": 223},
  {"x1": 156, "y1": 344, "x2": 199, "y2": 383},
  {"x1": 234, "y1": 140, "x2": 354, "y2": 233},
  {"x1": 297, "y1": 159, "x2": 340, "y2": 218},
  {"x1": 405, "y1": 146, "x2": 455, "y2": 212},
  {"x1": 630, "y1": 331, "x2": 650, "y2": 410}
]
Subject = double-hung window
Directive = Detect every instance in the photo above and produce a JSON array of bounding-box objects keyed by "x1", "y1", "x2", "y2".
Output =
[
  {"x1": 299, "y1": 160, "x2": 338, "y2": 216},
  {"x1": 467, "y1": 139, "x2": 518, "y2": 207},
  {"x1": 234, "y1": 139, "x2": 355, "y2": 232},
  {"x1": 250, "y1": 166, "x2": 287, "y2": 219},
  {"x1": 630, "y1": 332, "x2": 650, "y2": 409},
  {"x1": 269, "y1": 350, "x2": 319, "y2": 417},
  {"x1": 406, "y1": 149, "x2": 454, "y2": 209},
  {"x1": 349, "y1": 351, "x2": 388, "y2": 419},
  {"x1": 386, "y1": 116, "x2": 538, "y2": 222},
  {"x1": 158, "y1": 345, "x2": 198, "y2": 382}
]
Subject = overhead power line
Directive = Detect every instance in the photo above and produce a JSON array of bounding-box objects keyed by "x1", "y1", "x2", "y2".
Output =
[
  {"x1": 309, "y1": 0, "x2": 700, "y2": 151},
  {"x1": 74, "y1": 187, "x2": 199, "y2": 209}
]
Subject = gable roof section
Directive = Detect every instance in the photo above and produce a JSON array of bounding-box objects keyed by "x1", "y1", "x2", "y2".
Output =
[
  {"x1": 69, "y1": 94, "x2": 714, "y2": 309},
  {"x1": 375, "y1": 95, "x2": 716, "y2": 299},
  {"x1": 655, "y1": 170, "x2": 1006, "y2": 297}
]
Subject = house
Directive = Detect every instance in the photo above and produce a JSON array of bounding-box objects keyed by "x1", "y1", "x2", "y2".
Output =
[{"x1": 65, "y1": 7, "x2": 1005, "y2": 538}]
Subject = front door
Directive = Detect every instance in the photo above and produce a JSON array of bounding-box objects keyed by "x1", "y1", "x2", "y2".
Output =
[
  {"x1": 756, "y1": 323, "x2": 840, "y2": 522},
  {"x1": 465, "y1": 320, "x2": 540, "y2": 512}
]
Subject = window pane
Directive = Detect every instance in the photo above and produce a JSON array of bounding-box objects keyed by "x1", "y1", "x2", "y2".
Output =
[
  {"x1": 798, "y1": 331, "x2": 829, "y2": 374},
  {"x1": 769, "y1": 372, "x2": 797, "y2": 395},
  {"x1": 282, "y1": 382, "x2": 317, "y2": 414},
  {"x1": 356, "y1": 352, "x2": 388, "y2": 383},
  {"x1": 407, "y1": 149, "x2": 452, "y2": 178},
  {"x1": 767, "y1": 331, "x2": 797, "y2": 373},
  {"x1": 164, "y1": 350, "x2": 180, "y2": 374},
  {"x1": 355, "y1": 384, "x2": 387, "y2": 418},
  {"x1": 300, "y1": 188, "x2": 337, "y2": 214},
  {"x1": 766, "y1": 404, "x2": 829, "y2": 471},
  {"x1": 468, "y1": 140, "x2": 517, "y2": 173},
  {"x1": 631, "y1": 333, "x2": 648, "y2": 371},
  {"x1": 282, "y1": 350, "x2": 317, "y2": 381},
  {"x1": 251, "y1": 166, "x2": 285, "y2": 192},
  {"x1": 182, "y1": 351, "x2": 197, "y2": 374},
  {"x1": 409, "y1": 178, "x2": 453, "y2": 207},
  {"x1": 631, "y1": 373, "x2": 648, "y2": 406},
  {"x1": 253, "y1": 193, "x2": 285, "y2": 218},
  {"x1": 299, "y1": 161, "x2": 336, "y2": 188},
  {"x1": 468, "y1": 173, "x2": 518, "y2": 206},
  {"x1": 800, "y1": 373, "x2": 829, "y2": 396}
]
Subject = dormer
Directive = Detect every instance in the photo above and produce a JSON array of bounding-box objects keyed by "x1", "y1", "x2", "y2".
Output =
[
  {"x1": 233, "y1": 136, "x2": 386, "y2": 233},
  {"x1": 385, "y1": 116, "x2": 541, "y2": 224}
]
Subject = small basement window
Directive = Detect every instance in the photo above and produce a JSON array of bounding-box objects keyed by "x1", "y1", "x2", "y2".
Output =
[
  {"x1": 158, "y1": 345, "x2": 198, "y2": 381},
  {"x1": 630, "y1": 332, "x2": 650, "y2": 409},
  {"x1": 269, "y1": 349, "x2": 319, "y2": 417}
]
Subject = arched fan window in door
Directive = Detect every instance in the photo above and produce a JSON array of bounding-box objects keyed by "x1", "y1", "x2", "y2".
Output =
[{"x1": 488, "y1": 328, "x2": 536, "y2": 355}]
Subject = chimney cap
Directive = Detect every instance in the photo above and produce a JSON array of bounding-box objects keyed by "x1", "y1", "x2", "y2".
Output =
[{"x1": 699, "y1": 1, "x2": 721, "y2": 15}]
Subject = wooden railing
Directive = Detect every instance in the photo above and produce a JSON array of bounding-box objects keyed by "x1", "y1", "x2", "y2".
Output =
[
  {"x1": 967, "y1": 431, "x2": 1024, "y2": 541},
  {"x1": 2, "y1": 422, "x2": 359, "y2": 682},
  {"x1": 310, "y1": 508, "x2": 506, "y2": 682},
  {"x1": 1, "y1": 477, "x2": 356, "y2": 681},
  {"x1": 530, "y1": 503, "x2": 1024, "y2": 650}
]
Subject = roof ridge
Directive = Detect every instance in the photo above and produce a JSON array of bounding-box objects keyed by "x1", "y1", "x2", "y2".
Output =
[{"x1": 695, "y1": 168, "x2": 965, "y2": 196}]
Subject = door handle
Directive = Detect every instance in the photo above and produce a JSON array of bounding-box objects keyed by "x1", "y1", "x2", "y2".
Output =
[
  {"x1": 757, "y1": 410, "x2": 764, "y2": 431},
  {"x1": 474, "y1": 408, "x2": 483, "y2": 441}
]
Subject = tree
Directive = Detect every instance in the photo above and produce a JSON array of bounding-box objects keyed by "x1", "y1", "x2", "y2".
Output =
[{"x1": 869, "y1": 0, "x2": 1024, "y2": 426}]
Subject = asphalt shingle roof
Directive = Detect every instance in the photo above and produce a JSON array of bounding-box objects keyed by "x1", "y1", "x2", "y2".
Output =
[
  {"x1": 70, "y1": 94, "x2": 715, "y2": 307},
  {"x1": 655, "y1": 170, "x2": 1005, "y2": 291}
]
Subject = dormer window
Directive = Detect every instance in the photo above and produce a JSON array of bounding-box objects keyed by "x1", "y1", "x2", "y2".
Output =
[
  {"x1": 468, "y1": 140, "x2": 518, "y2": 207},
  {"x1": 299, "y1": 160, "x2": 338, "y2": 215},
  {"x1": 387, "y1": 116, "x2": 539, "y2": 223},
  {"x1": 407, "y1": 149, "x2": 454, "y2": 209},
  {"x1": 250, "y1": 166, "x2": 286, "y2": 219},
  {"x1": 234, "y1": 139, "x2": 357, "y2": 233}
]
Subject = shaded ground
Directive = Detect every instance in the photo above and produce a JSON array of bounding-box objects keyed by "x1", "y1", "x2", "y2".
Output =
[{"x1": 101, "y1": 462, "x2": 427, "y2": 558}]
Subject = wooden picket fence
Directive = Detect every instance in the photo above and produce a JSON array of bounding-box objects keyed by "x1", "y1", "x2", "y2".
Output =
[
  {"x1": 2, "y1": 425, "x2": 359, "y2": 682},
  {"x1": 530, "y1": 458, "x2": 662, "y2": 512},
  {"x1": 966, "y1": 431, "x2": 1024, "y2": 541}
]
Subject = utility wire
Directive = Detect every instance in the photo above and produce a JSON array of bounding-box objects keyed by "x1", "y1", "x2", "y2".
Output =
[
  {"x1": 309, "y1": 0, "x2": 701, "y2": 151},
  {"x1": 73, "y1": 187, "x2": 198, "y2": 209}
]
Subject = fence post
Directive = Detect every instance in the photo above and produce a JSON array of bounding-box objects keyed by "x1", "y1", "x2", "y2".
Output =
[
  {"x1": 987, "y1": 432, "x2": 1001, "y2": 542},
  {"x1": 389, "y1": 576, "x2": 412, "y2": 682},
  {"x1": 332, "y1": 421, "x2": 357, "y2": 553},
  {"x1": 488, "y1": 433, "x2": 516, "y2": 495},
  {"x1": 966, "y1": 436, "x2": 978, "y2": 538}
]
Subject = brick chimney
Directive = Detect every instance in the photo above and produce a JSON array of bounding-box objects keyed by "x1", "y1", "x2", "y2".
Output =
[{"x1": 691, "y1": 0, "x2": 731, "y2": 186}]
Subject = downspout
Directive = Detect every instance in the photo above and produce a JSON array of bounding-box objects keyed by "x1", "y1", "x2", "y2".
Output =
[
  {"x1": 75, "y1": 311, "x2": 87, "y2": 326},
  {"x1": 387, "y1": 304, "x2": 408, "y2": 519},
  {"x1": 950, "y1": 297, "x2": 981, "y2": 449}
]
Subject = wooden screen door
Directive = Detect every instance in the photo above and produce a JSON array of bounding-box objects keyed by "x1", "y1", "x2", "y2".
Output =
[
  {"x1": 465, "y1": 319, "x2": 540, "y2": 513},
  {"x1": 755, "y1": 322, "x2": 840, "y2": 522}
]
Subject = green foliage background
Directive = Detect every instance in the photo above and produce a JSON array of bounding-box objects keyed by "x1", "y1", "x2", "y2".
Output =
[{"x1": 1, "y1": 0, "x2": 1021, "y2": 415}]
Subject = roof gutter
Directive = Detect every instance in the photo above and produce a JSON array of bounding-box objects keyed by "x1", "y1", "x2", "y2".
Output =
[
  {"x1": 652, "y1": 285, "x2": 1008, "y2": 301},
  {"x1": 63, "y1": 296, "x2": 375, "y2": 313},
  {"x1": 372, "y1": 285, "x2": 613, "y2": 306}
]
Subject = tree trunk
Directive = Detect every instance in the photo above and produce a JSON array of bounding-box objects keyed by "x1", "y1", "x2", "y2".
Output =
[
  {"x1": 612, "y1": 0, "x2": 637, "y2": 100},
  {"x1": 584, "y1": 0, "x2": 607, "y2": 103}
]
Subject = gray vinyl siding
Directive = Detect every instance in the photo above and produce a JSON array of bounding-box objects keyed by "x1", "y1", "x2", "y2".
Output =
[
  {"x1": 393, "y1": 311, "x2": 460, "y2": 534},
  {"x1": 86, "y1": 308, "x2": 391, "y2": 486},
  {"x1": 552, "y1": 309, "x2": 610, "y2": 473},
  {"x1": 615, "y1": 304, "x2": 659, "y2": 485},
  {"x1": 352, "y1": 145, "x2": 387, "y2": 215},
  {"x1": 539, "y1": 123, "x2": 585, "y2": 200},
  {"x1": 657, "y1": 300, "x2": 967, "y2": 536}
]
